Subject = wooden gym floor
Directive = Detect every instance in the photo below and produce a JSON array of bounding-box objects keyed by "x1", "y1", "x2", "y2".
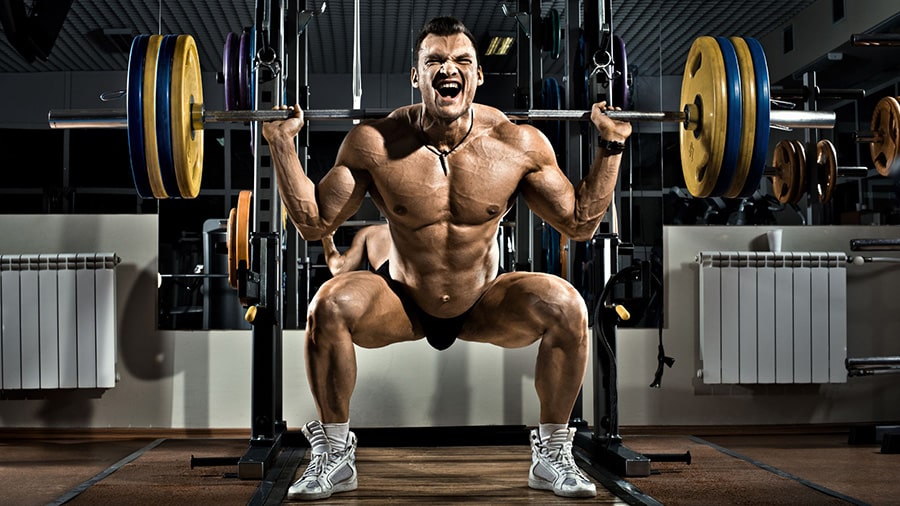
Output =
[{"x1": 1, "y1": 425, "x2": 898, "y2": 505}]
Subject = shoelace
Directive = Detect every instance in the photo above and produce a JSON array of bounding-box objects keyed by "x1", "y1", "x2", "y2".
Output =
[
  {"x1": 300, "y1": 452, "x2": 327, "y2": 480},
  {"x1": 541, "y1": 437, "x2": 590, "y2": 481},
  {"x1": 300, "y1": 445, "x2": 351, "y2": 481}
]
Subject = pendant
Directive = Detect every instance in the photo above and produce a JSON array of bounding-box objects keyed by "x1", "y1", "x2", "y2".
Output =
[{"x1": 439, "y1": 154, "x2": 448, "y2": 176}]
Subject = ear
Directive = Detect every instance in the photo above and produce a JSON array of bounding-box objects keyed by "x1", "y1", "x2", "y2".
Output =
[
  {"x1": 411, "y1": 67, "x2": 419, "y2": 88},
  {"x1": 476, "y1": 65, "x2": 484, "y2": 86}
]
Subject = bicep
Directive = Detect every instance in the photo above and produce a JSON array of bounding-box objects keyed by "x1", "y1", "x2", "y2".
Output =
[
  {"x1": 315, "y1": 160, "x2": 371, "y2": 233},
  {"x1": 517, "y1": 130, "x2": 575, "y2": 224}
]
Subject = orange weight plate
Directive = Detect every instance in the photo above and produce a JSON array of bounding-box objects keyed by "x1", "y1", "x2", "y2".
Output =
[
  {"x1": 791, "y1": 140, "x2": 807, "y2": 204},
  {"x1": 171, "y1": 34, "x2": 204, "y2": 198},
  {"x1": 235, "y1": 190, "x2": 252, "y2": 305},
  {"x1": 870, "y1": 96, "x2": 900, "y2": 177},
  {"x1": 680, "y1": 36, "x2": 729, "y2": 198},
  {"x1": 142, "y1": 35, "x2": 168, "y2": 198},
  {"x1": 227, "y1": 207, "x2": 237, "y2": 289},
  {"x1": 771, "y1": 140, "x2": 797, "y2": 204},
  {"x1": 816, "y1": 139, "x2": 838, "y2": 204},
  {"x1": 235, "y1": 190, "x2": 252, "y2": 274}
]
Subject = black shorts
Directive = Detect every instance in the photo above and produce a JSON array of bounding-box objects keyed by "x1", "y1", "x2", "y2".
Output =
[{"x1": 375, "y1": 262, "x2": 508, "y2": 351}]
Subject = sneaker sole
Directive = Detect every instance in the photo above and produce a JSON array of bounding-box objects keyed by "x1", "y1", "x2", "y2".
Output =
[
  {"x1": 287, "y1": 478, "x2": 358, "y2": 501},
  {"x1": 528, "y1": 477, "x2": 597, "y2": 498}
]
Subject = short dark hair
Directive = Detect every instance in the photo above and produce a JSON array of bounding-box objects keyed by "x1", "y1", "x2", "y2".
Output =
[{"x1": 414, "y1": 16, "x2": 479, "y2": 65}]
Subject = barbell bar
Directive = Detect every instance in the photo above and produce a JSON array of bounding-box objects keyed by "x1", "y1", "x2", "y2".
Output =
[
  {"x1": 48, "y1": 106, "x2": 834, "y2": 130},
  {"x1": 46, "y1": 33, "x2": 838, "y2": 200}
]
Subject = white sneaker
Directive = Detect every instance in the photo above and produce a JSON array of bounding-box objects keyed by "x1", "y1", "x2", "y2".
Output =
[
  {"x1": 287, "y1": 420, "x2": 358, "y2": 501},
  {"x1": 528, "y1": 427, "x2": 597, "y2": 498}
]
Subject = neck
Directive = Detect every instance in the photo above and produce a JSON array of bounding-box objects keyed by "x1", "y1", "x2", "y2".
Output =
[{"x1": 419, "y1": 106, "x2": 474, "y2": 153}]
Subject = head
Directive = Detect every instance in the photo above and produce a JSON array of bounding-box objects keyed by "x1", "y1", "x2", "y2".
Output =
[{"x1": 411, "y1": 17, "x2": 484, "y2": 121}]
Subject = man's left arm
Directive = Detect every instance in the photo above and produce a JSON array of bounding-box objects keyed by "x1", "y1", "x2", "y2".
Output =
[{"x1": 520, "y1": 102, "x2": 632, "y2": 241}]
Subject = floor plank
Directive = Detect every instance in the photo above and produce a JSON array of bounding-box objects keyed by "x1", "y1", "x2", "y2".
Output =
[{"x1": 284, "y1": 446, "x2": 626, "y2": 504}]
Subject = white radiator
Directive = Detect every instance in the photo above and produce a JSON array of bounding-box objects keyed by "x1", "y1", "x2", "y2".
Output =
[
  {"x1": 697, "y1": 251, "x2": 847, "y2": 384},
  {"x1": 0, "y1": 253, "x2": 119, "y2": 390}
]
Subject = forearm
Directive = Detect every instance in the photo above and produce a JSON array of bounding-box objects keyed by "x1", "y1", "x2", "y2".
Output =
[
  {"x1": 268, "y1": 135, "x2": 328, "y2": 240},
  {"x1": 321, "y1": 235, "x2": 347, "y2": 275},
  {"x1": 570, "y1": 147, "x2": 622, "y2": 240}
]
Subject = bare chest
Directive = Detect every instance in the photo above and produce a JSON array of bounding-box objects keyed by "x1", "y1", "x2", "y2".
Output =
[{"x1": 372, "y1": 141, "x2": 524, "y2": 227}]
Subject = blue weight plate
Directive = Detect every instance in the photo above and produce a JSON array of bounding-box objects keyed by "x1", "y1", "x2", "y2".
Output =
[
  {"x1": 239, "y1": 31, "x2": 252, "y2": 109},
  {"x1": 248, "y1": 28, "x2": 257, "y2": 155},
  {"x1": 739, "y1": 37, "x2": 770, "y2": 198},
  {"x1": 541, "y1": 77, "x2": 563, "y2": 152},
  {"x1": 223, "y1": 32, "x2": 239, "y2": 111},
  {"x1": 156, "y1": 34, "x2": 181, "y2": 198},
  {"x1": 549, "y1": 9, "x2": 560, "y2": 59},
  {"x1": 127, "y1": 35, "x2": 152, "y2": 199},
  {"x1": 611, "y1": 35, "x2": 629, "y2": 109},
  {"x1": 711, "y1": 36, "x2": 742, "y2": 197}
]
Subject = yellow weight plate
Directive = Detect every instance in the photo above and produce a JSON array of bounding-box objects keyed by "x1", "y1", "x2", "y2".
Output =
[
  {"x1": 870, "y1": 96, "x2": 900, "y2": 176},
  {"x1": 816, "y1": 139, "x2": 838, "y2": 204},
  {"x1": 680, "y1": 36, "x2": 729, "y2": 198},
  {"x1": 171, "y1": 34, "x2": 204, "y2": 198},
  {"x1": 142, "y1": 35, "x2": 168, "y2": 199},
  {"x1": 791, "y1": 140, "x2": 807, "y2": 204},
  {"x1": 771, "y1": 140, "x2": 797, "y2": 204},
  {"x1": 227, "y1": 207, "x2": 237, "y2": 289},
  {"x1": 724, "y1": 37, "x2": 756, "y2": 198}
]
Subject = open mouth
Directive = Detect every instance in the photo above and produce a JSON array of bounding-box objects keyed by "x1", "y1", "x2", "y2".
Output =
[{"x1": 436, "y1": 81, "x2": 462, "y2": 99}]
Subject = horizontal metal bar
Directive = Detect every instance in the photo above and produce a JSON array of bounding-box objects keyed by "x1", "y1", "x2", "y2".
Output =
[
  {"x1": 850, "y1": 238, "x2": 900, "y2": 251},
  {"x1": 47, "y1": 106, "x2": 836, "y2": 129},
  {"x1": 846, "y1": 356, "x2": 900, "y2": 367},
  {"x1": 838, "y1": 166, "x2": 869, "y2": 178},
  {"x1": 48, "y1": 108, "x2": 127, "y2": 129},
  {"x1": 762, "y1": 165, "x2": 869, "y2": 178},
  {"x1": 770, "y1": 109, "x2": 835, "y2": 129},
  {"x1": 851, "y1": 33, "x2": 900, "y2": 47},
  {"x1": 854, "y1": 131, "x2": 878, "y2": 143},
  {"x1": 770, "y1": 87, "x2": 866, "y2": 101}
]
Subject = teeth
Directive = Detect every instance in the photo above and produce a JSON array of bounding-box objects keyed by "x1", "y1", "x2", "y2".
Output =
[{"x1": 439, "y1": 82, "x2": 460, "y2": 89}]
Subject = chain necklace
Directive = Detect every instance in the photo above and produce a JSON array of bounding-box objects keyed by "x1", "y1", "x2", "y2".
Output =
[{"x1": 420, "y1": 107, "x2": 475, "y2": 176}]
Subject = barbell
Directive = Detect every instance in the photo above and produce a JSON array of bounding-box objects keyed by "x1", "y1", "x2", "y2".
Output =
[
  {"x1": 47, "y1": 34, "x2": 837, "y2": 199},
  {"x1": 767, "y1": 139, "x2": 867, "y2": 205}
]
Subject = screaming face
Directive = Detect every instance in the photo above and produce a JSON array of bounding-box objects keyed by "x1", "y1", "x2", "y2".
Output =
[{"x1": 412, "y1": 33, "x2": 484, "y2": 121}]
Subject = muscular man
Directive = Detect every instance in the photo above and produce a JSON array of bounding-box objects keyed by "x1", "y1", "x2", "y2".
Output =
[
  {"x1": 321, "y1": 224, "x2": 391, "y2": 275},
  {"x1": 263, "y1": 16, "x2": 631, "y2": 501}
]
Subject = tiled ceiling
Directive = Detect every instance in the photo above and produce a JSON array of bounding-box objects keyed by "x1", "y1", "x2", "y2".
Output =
[
  {"x1": 5, "y1": 0, "x2": 900, "y2": 103},
  {"x1": 1, "y1": 0, "x2": 824, "y2": 79}
]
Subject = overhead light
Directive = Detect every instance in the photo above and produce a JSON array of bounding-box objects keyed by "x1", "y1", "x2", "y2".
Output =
[{"x1": 485, "y1": 34, "x2": 515, "y2": 56}]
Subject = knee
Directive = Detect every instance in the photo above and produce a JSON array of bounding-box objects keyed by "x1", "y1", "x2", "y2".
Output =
[
  {"x1": 532, "y1": 278, "x2": 588, "y2": 344},
  {"x1": 306, "y1": 279, "x2": 363, "y2": 343}
]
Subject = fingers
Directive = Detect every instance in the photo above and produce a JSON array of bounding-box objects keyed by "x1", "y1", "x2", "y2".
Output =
[
  {"x1": 271, "y1": 103, "x2": 304, "y2": 119},
  {"x1": 591, "y1": 101, "x2": 632, "y2": 141},
  {"x1": 593, "y1": 101, "x2": 623, "y2": 114}
]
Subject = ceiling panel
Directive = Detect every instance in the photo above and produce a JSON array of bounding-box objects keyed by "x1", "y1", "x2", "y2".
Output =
[{"x1": 0, "y1": 0, "x2": 891, "y2": 92}]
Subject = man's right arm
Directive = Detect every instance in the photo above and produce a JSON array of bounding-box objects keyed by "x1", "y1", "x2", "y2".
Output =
[
  {"x1": 262, "y1": 104, "x2": 370, "y2": 240},
  {"x1": 322, "y1": 230, "x2": 368, "y2": 276}
]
